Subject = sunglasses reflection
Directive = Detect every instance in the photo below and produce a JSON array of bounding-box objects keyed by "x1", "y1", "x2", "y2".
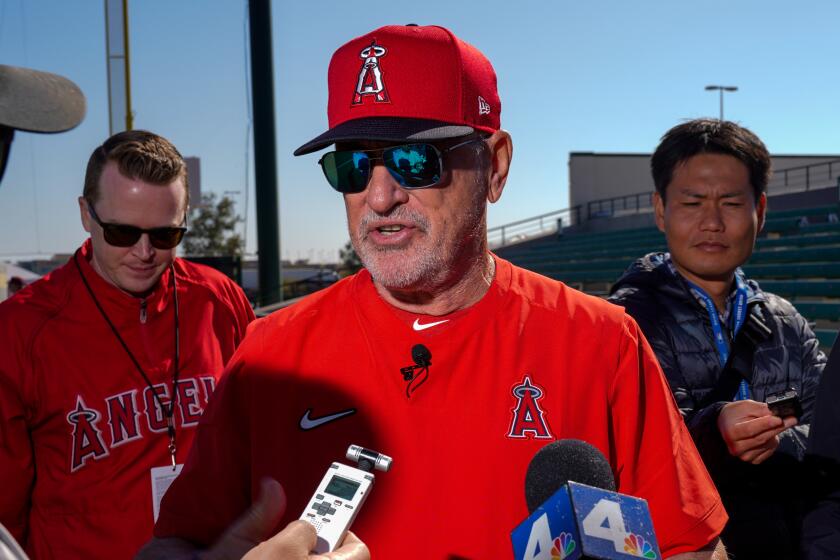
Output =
[{"x1": 319, "y1": 138, "x2": 483, "y2": 194}]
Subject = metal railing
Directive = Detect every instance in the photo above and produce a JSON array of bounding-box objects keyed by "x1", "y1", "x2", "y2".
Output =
[
  {"x1": 768, "y1": 159, "x2": 840, "y2": 194},
  {"x1": 488, "y1": 206, "x2": 580, "y2": 248},
  {"x1": 586, "y1": 191, "x2": 654, "y2": 220},
  {"x1": 251, "y1": 269, "x2": 339, "y2": 309},
  {"x1": 488, "y1": 158, "x2": 840, "y2": 249}
]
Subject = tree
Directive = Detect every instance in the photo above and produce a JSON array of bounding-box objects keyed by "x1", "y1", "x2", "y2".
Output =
[
  {"x1": 338, "y1": 240, "x2": 362, "y2": 276},
  {"x1": 182, "y1": 193, "x2": 244, "y2": 256}
]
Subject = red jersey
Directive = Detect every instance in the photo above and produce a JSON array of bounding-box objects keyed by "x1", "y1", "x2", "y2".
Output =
[
  {"x1": 0, "y1": 240, "x2": 255, "y2": 559},
  {"x1": 156, "y1": 256, "x2": 726, "y2": 558}
]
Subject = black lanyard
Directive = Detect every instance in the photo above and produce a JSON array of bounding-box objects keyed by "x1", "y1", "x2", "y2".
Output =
[{"x1": 73, "y1": 250, "x2": 181, "y2": 468}]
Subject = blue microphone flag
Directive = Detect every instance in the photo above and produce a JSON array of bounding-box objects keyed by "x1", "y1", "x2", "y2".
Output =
[{"x1": 511, "y1": 482, "x2": 660, "y2": 560}]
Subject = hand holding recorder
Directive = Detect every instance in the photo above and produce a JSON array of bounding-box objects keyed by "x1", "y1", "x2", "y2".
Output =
[{"x1": 200, "y1": 478, "x2": 369, "y2": 560}]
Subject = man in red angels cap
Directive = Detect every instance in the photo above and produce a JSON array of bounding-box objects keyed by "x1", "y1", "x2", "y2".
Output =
[{"x1": 142, "y1": 25, "x2": 728, "y2": 559}]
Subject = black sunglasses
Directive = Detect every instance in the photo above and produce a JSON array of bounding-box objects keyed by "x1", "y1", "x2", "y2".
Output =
[
  {"x1": 87, "y1": 202, "x2": 188, "y2": 249},
  {"x1": 318, "y1": 137, "x2": 485, "y2": 194}
]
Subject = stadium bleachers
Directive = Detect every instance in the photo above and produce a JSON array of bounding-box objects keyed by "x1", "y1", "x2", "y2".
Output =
[{"x1": 495, "y1": 204, "x2": 840, "y2": 351}]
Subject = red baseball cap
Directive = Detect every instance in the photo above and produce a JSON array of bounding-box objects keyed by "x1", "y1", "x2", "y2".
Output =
[{"x1": 294, "y1": 24, "x2": 501, "y2": 156}]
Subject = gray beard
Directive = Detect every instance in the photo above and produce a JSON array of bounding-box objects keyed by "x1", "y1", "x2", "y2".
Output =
[
  {"x1": 352, "y1": 191, "x2": 487, "y2": 290},
  {"x1": 362, "y1": 243, "x2": 445, "y2": 289},
  {"x1": 353, "y1": 207, "x2": 443, "y2": 289}
]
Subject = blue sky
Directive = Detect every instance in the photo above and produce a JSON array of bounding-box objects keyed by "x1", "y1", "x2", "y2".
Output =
[{"x1": 1, "y1": 0, "x2": 838, "y2": 263}]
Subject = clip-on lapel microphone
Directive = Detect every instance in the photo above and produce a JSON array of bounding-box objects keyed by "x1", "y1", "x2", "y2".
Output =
[{"x1": 399, "y1": 344, "x2": 432, "y2": 398}]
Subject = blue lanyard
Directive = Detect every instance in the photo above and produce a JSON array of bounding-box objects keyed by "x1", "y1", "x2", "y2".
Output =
[{"x1": 685, "y1": 275, "x2": 750, "y2": 400}]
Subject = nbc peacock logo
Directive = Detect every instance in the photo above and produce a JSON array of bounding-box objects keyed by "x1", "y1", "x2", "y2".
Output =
[
  {"x1": 550, "y1": 532, "x2": 576, "y2": 559},
  {"x1": 624, "y1": 533, "x2": 657, "y2": 558}
]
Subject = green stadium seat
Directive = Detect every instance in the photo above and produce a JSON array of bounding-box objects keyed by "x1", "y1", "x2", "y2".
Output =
[
  {"x1": 816, "y1": 329, "x2": 838, "y2": 350},
  {"x1": 496, "y1": 203, "x2": 840, "y2": 351},
  {"x1": 758, "y1": 280, "x2": 840, "y2": 298},
  {"x1": 790, "y1": 301, "x2": 840, "y2": 321},
  {"x1": 743, "y1": 262, "x2": 840, "y2": 279}
]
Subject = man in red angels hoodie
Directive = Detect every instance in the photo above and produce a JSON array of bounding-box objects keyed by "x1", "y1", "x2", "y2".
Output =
[{"x1": 0, "y1": 130, "x2": 256, "y2": 558}]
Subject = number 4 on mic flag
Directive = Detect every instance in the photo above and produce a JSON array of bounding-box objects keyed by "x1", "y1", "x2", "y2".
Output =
[{"x1": 510, "y1": 482, "x2": 661, "y2": 560}]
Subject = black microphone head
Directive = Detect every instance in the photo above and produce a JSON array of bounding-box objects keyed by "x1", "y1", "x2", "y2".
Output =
[
  {"x1": 524, "y1": 439, "x2": 616, "y2": 514},
  {"x1": 411, "y1": 344, "x2": 431, "y2": 367}
]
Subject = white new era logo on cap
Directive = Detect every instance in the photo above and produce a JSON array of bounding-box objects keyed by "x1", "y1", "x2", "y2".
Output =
[{"x1": 478, "y1": 96, "x2": 491, "y2": 115}]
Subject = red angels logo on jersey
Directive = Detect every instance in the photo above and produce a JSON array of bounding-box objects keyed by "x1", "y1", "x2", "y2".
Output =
[
  {"x1": 352, "y1": 41, "x2": 390, "y2": 105},
  {"x1": 67, "y1": 396, "x2": 110, "y2": 472},
  {"x1": 507, "y1": 375, "x2": 554, "y2": 439},
  {"x1": 65, "y1": 375, "x2": 216, "y2": 473}
]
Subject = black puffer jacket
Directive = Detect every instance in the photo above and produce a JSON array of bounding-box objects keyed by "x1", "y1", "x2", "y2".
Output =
[
  {"x1": 802, "y1": 334, "x2": 840, "y2": 559},
  {"x1": 609, "y1": 252, "x2": 825, "y2": 559}
]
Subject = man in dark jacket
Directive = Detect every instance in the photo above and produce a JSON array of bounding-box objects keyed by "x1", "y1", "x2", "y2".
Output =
[
  {"x1": 801, "y1": 333, "x2": 840, "y2": 559},
  {"x1": 609, "y1": 118, "x2": 825, "y2": 559}
]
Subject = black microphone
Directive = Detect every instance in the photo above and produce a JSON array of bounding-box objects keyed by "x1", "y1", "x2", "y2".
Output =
[
  {"x1": 511, "y1": 439, "x2": 661, "y2": 560},
  {"x1": 411, "y1": 344, "x2": 431, "y2": 368},
  {"x1": 525, "y1": 439, "x2": 616, "y2": 513},
  {"x1": 399, "y1": 344, "x2": 431, "y2": 398}
]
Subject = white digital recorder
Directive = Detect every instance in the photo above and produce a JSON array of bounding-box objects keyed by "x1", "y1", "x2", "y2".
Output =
[{"x1": 300, "y1": 445, "x2": 392, "y2": 553}]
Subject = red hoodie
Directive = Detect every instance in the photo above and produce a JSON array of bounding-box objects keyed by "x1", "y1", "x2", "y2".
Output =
[{"x1": 0, "y1": 240, "x2": 254, "y2": 559}]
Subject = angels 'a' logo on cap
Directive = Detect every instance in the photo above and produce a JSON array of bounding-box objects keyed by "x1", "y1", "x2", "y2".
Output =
[{"x1": 353, "y1": 41, "x2": 390, "y2": 105}]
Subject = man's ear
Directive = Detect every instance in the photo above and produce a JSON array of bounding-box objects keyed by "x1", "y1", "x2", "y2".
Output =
[
  {"x1": 756, "y1": 192, "x2": 767, "y2": 233},
  {"x1": 78, "y1": 196, "x2": 92, "y2": 234},
  {"x1": 485, "y1": 130, "x2": 512, "y2": 204},
  {"x1": 653, "y1": 191, "x2": 666, "y2": 233}
]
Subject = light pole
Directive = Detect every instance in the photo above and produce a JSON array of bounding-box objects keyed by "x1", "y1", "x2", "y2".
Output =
[{"x1": 705, "y1": 85, "x2": 738, "y2": 121}]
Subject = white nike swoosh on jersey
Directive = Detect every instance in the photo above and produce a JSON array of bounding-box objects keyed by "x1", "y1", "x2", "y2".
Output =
[
  {"x1": 412, "y1": 318, "x2": 450, "y2": 331},
  {"x1": 299, "y1": 408, "x2": 356, "y2": 430}
]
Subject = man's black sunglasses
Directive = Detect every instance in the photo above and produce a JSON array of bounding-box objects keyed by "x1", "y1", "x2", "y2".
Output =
[
  {"x1": 87, "y1": 202, "x2": 188, "y2": 249},
  {"x1": 318, "y1": 137, "x2": 486, "y2": 194}
]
